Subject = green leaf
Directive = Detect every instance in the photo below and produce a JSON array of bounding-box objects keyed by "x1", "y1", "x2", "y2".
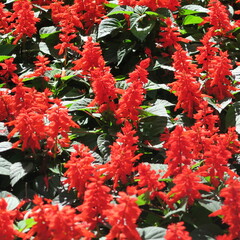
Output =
[
  {"x1": 183, "y1": 15, "x2": 204, "y2": 25},
  {"x1": 130, "y1": 15, "x2": 155, "y2": 41},
  {"x1": 10, "y1": 162, "x2": 33, "y2": 186},
  {"x1": 136, "y1": 192, "x2": 151, "y2": 206},
  {"x1": 16, "y1": 218, "x2": 36, "y2": 232},
  {"x1": 97, "y1": 134, "x2": 111, "y2": 161},
  {"x1": 225, "y1": 101, "x2": 240, "y2": 133},
  {"x1": 198, "y1": 199, "x2": 222, "y2": 213},
  {"x1": 107, "y1": 6, "x2": 134, "y2": 16},
  {"x1": 98, "y1": 18, "x2": 122, "y2": 38},
  {"x1": 0, "y1": 55, "x2": 12, "y2": 61},
  {"x1": 68, "y1": 98, "x2": 92, "y2": 111},
  {"x1": 39, "y1": 26, "x2": 59, "y2": 39},
  {"x1": 0, "y1": 45, "x2": 16, "y2": 55},
  {"x1": 143, "y1": 99, "x2": 172, "y2": 118},
  {"x1": 181, "y1": 4, "x2": 209, "y2": 14},
  {"x1": 0, "y1": 156, "x2": 11, "y2": 176},
  {"x1": 0, "y1": 141, "x2": 12, "y2": 152},
  {"x1": 104, "y1": 3, "x2": 119, "y2": 8},
  {"x1": 137, "y1": 227, "x2": 166, "y2": 240},
  {"x1": 190, "y1": 224, "x2": 223, "y2": 240}
]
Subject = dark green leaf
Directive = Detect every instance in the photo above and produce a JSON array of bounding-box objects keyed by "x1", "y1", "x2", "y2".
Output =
[
  {"x1": 107, "y1": 6, "x2": 133, "y2": 16},
  {"x1": 137, "y1": 227, "x2": 166, "y2": 240},
  {"x1": 0, "y1": 156, "x2": 11, "y2": 175},
  {"x1": 10, "y1": 162, "x2": 33, "y2": 186},
  {"x1": 181, "y1": 4, "x2": 209, "y2": 13},
  {"x1": 97, "y1": 134, "x2": 111, "y2": 161},
  {"x1": 98, "y1": 18, "x2": 122, "y2": 38},
  {"x1": 0, "y1": 141, "x2": 12, "y2": 152},
  {"x1": 39, "y1": 26, "x2": 59, "y2": 39},
  {"x1": 68, "y1": 98, "x2": 92, "y2": 111},
  {"x1": 190, "y1": 224, "x2": 223, "y2": 240},
  {"x1": 0, "y1": 45, "x2": 16, "y2": 55},
  {"x1": 198, "y1": 199, "x2": 222, "y2": 213}
]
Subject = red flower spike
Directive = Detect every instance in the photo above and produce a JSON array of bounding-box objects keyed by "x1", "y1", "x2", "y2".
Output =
[
  {"x1": 163, "y1": 125, "x2": 195, "y2": 177},
  {"x1": 77, "y1": 177, "x2": 113, "y2": 230},
  {"x1": 64, "y1": 144, "x2": 96, "y2": 198},
  {"x1": 135, "y1": 163, "x2": 166, "y2": 200},
  {"x1": 169, "y1": 45, "x2": 203, "y2": 117},
  {"x1": 210, "y1": 179, "x2": 240, "y2": 239},
  {"x1": 205, "y1": 51, "x2": 236, "y2": 101},
  {"x1": 158, "y1": 18, "x2": 190, "y2": 48},
  {"x1": 0, "y1": 3, "x2": 11, "y2": 34},
  {"x1": 115, "y1": 59, "x2": 150, "y2": 124},
  {"x1": 104, "y1": 188, "x2": 142, "y2": 240},
  {"x1": 203, "y1": 0, "x2": 235, "y2": 36},
  {"x1": 167, "y1": 168, "x2": 213, "y2": 207},
  {"x1": 0, "y1": 58, "x2": 18, "y2": 82},
  {"x1": 0, "y1": 198, "x2": 17, "y2": 240},
  {"x1": 24, "y1": 55, "x2": 52, "y2": 82},
  {"x1": 99, "y1": 121, "x2": 140, "y2": 188},
  {"x1": 10, "y1": 0, "x2": 40, "y2": 44},
  {"x1": 24, "y1": 195, "x2": 94, "y2": 240},
  {"x1": 165, "y1": 222, "x2": 192, "y2": 240}
]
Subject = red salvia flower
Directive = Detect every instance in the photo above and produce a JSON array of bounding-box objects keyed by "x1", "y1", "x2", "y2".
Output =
[
  {"x1": 196, "y1": 29, "x2": 219, "y2": 73},
  {"x1": 158, "y1": 18, "x2": 190, "y2": 48},
  {"x1": 210, "y1": 179, "x2": 240, "y2": 239},
  {"x1": 169, "y1": 45, "x2": 203, "y2": 117},
  {"x1": 24, "y1": 195, "x2": 94, "y2": 240},
  {"x1": 104, "y1": 187, "x2": 142, "y2": 240},
  {"x1": 77, "y1": 177, "x2": 113, "y2": 230},
  {"x1": 6, "y1": 109, "x2": 46, "y2": 151},
  {"x1": 24, "y1": 55, "x2": 52, "y2": 82},
  {"x1": 72, "y1": 36, "x2": 105, "y2": 75},
  {"x1": 203, "y1": 0, "x2": 235, "y2": 36},
  {"x1": 163, "y1": 125, "x2": 195, "y2": 177},
  {"x1": 99, "y1": 121, "x2": 140, "y2": 188},
  {"x1": 0, "y1": 58, "x2": 18, "y2": 82},
  {"x1": 165, "y1": 222, "x2": 192, "y2": 240},
  {"x1": 45, "y1": 99, "x2": 79, "y2": 155},
  {"x1": 64, "y1": 144, "x2": 96, "y2": 198},
  {"x1": 10, "y1": 0, "x2": 40, "y2": 44},
  {"x1": 205, "y1": 50, "x2": 236, "y2": 101},
  {"x1": 135, "y1": 163, "x2": 166, "y2": 200},
  {"x1": 115, "y1": 59, "x2": 150, "y2": 125},
  {"x1": 0, "y1": 3, "x2": 11, "y2": 34},
  {"x1": 0, "y1": 198, "x2": 17, "y2": 240},
  {"x1": 167, "y1": 168, "x2": 213, "y2": 207},
  {"x1": 72, "y1": 37, "x2": 117, "y2": 112}
]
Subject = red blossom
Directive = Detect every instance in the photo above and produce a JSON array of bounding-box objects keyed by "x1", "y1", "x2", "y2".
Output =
[
  {"x1": 77, "y1": 177, "x2": 113, "y2": 229},
  {"x1": 169, "y1": 45, "x2": 203, "y2": 117},
  {"x1": 165, "y1": 222, "x2": 192, "y2": 240},
  {"x1": 0, "y1": 198, "x2": 17, "y2": 240},
  {"x1": 64, "y1": 144, "x2": 96, "y2": 198},
  {"x1": 210, "y1": 179, "x2": 240, "y2": 239},
  {"x1": 135, "y1": 163, "x2": 166, "y2": 200},
  {"x1": 158, "y1": 18, "x2": 190, "y2": 48},
  {"x1": 0, "y1": 58, "x2": 18, "y2": 82},
  {"x1": 24, "y1": 195, "x2": 94, "y2": 240},
  {"x1": 99, "y1": 121, "x2": 140, "y2": 188},
  {"x1": 0, "y1": 3, "x2": 11, "y2": 34},
  {"x1": 104, "y1": 187, "x2": 142, "y2": 240},
  {"x1": 10, "y1": 0, "x2": 40, "y2": 44},
  {"x1": 167, "y1": 168, "x2": 213, "y2": 207},
  {"x1": 24, "y1": 55, "x2": 52, "y2": 82}
]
